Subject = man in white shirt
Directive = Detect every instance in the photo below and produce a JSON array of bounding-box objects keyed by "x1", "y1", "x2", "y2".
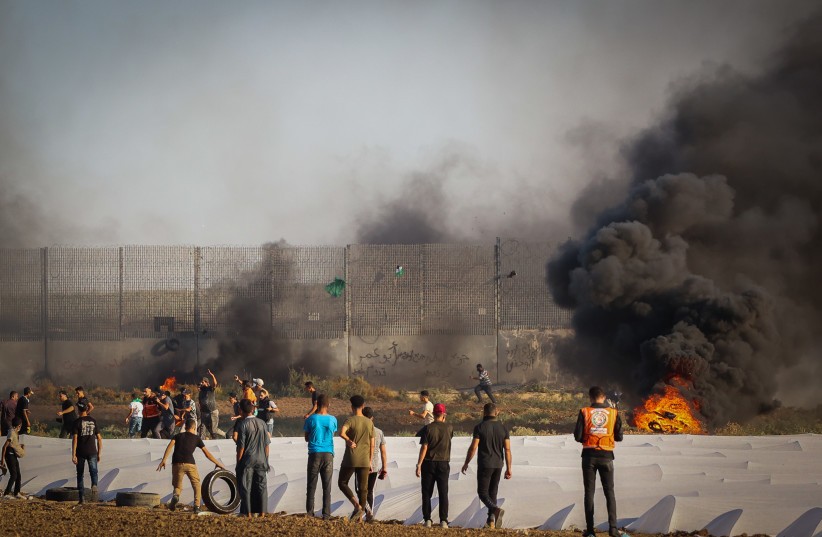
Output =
[
  {"x1": 124, "y1": 394, "x2": 143, "y2": 438},
  {"x1": 409, "y1": 390, "x2": 434, "y2": 437}
]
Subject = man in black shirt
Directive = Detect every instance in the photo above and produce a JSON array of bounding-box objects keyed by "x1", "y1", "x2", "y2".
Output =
[
  {"x1": 75, "y1": 386, "x2": 94, "y2": 415},
  {"x1": 198, "y1": 369, "x2": 225, "y2": 439},
  {"x1": 157, "y1": 418, "x2": 226, "y2": 512},
  {"x1": 303, "y1": 381, "x2": 319, "y2": 419},
  {"x1": 416, "y1": 403, "x2": 453, "y2": 528},
  {"x1": 16, "y1": 387, "x2": 32, "y2": 436},
  {"x1": 574, "y1": 386, "x2": 624, "y2": 537},
  {"x1": 72, "y1": 401, "x2": 102, "y2": 504},
  {"x1": 461, "y1": 403, "x2": 512, "y2": 528},
  {"x1": 57, "y1": 390, "x2": 78, "y2": 439}
]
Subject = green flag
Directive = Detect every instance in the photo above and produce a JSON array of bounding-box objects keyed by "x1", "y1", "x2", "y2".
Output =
[
  {"x1": 325, "y1": 277, "x2": 346, "y2": 297},
  {"x1": 395, "y1": 265, "x2": 405, "y2": 277}
]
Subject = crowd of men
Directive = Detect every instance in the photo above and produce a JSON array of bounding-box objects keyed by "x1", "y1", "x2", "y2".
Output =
[{"x1": 0, "y1": 367, "x2": 624, "y2": 536}]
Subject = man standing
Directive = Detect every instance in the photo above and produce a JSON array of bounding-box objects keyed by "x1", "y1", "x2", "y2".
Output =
[
  {"x1": 257, "y1": 388, "x2": 279, "y2": 437},
  {"x1": 198, "y1": 369, "x2": 225, "y2": 439},
  {"x1": 0, "y1": 418, "x2": 24, "y2": 497},
  {"x1": 124, "y1": 393, "x2": 143, "y2": 438},
  {"x1": 57, "y1": 390, "x2": 78, "y2": 439},
  {"x1": 409, "y1": 390, "x2": 434, "y2": 437},
  {"x1": 361, "y1": 406, "x2": 388, "y2": 521},
  {"x1": 75, "y1": 386, "x2": 94, "y2": 414},
  {"x1": 338, "y1": 394, "x2": 375, "y2": 523},
  {"x1": 461, "y1": 403, "x2": 512, "y2": 528},
  {"x1": 141, "y1": 387, "x2": 162, "y2": 439},
  {"x1": 235, "y1": 398, "x2": 270, "y2": 517},
  {"x1": 471, "y1": 364, "x2": 497, "y2": 404},
  {"x1": 15, "y1": 387, "x2": 32, "y2": 436},
  {"x1": 303, "y1": 394, "x2": 337, "y2": 520},
  {"x1": 156, "y1": 418, "x2": 226, "y2": 513},
  {"x1": 158, "y1": 390, "x2": 177, "y2": 439},
  {"x1": 574, "y1": 386, "x2": 624, "y2": 537},
  {"x1": 228, "y1": 392, "x2": 242, "y2": 438},
  {"x1": 303, "y1": 381, "x2": 318, "y2": 419},
  {"x1": 416, "y1": 403, "x2": 453, "y2": 528},
  {"x1": 1, "y1": 391, "x2": 18, "y2": 437},
  {"x1": 72, "y1": 400, "x2": 102, "y2": 504}
]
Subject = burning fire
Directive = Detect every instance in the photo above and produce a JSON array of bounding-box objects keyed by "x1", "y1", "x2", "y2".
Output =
[
  {"x1": 159, "y1": 376, "x2": 177, "y2": 392},
  {"x1": 633, "y1": 377, "x2": 704, "y2": 434}
]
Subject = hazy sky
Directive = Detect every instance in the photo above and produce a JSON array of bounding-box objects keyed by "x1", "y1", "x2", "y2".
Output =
[{"x1": 0, "y1": 0, "x2": 816, "y2": 246}]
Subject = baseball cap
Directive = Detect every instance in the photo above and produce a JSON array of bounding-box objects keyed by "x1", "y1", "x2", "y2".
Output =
[
  {"x1": 252, "y1": 378, "x2": 264, "y2": 387},
  {"x1": 180, "y1": 388, "x2": 190, "y2": 395},
  {"x1": 433, "y1": 403, "x2": 446, "y2": 415}
]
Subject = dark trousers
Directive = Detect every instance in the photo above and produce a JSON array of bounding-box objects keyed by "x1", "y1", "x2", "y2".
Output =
[
  {"x1": 355, "y1": 471, "x2": 379, "y2": 511},
  {"x1": 237, "y1": 463, "x2": 268, "y2": 515},
  {"x1": 76, "y1": 455, "x2": 99, "y2": 500},
  {"x1": 421, "y1": 460, "x2": 450, "y2": 522},
  {"x1": 475, "y1": 384, "x2": 497, "y2": 403},
  {"x1": 306, "y1": 452, "x2": 334, "y2": 518},
  {"x1": 199, "y1": 410, "x2": 225, "y2": 439},
  {"x1": 140, "y1": 417, "x2": 162, "y2": 438},
  {"x1": 338, "y1": 466, "x2": 370, "y2": 509},
  {"x1": 3, "y1": 452, "x2": 20, "y2": 495},
  {"x1": 59, "y1": 420, "x2": 74, "y2": 439},
  {"x1": 476, "y1": 466, "x2": 502, "y2": 521},
  {"x1": 582, "y1": 457, "x2": 617, "y2": 531}
]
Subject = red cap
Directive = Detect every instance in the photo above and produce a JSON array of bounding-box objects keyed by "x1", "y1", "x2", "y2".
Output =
[{"x1": 433, "y1": 403, "x2": 446, "y2": 415}]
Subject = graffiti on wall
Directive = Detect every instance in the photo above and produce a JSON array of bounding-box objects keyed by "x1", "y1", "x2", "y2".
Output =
[
  {"x1": 353, "y1": 340, "x2": 472, "y2": 380},
  {"x1": 499, "y1": 329, "x2": 571, "y2": 384}
]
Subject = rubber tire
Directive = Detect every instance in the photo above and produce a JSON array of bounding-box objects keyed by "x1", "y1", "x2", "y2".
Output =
[
  {"x1": 201, "y1": 469, "x2": 241, "y2": 515},
  {"x1": 45, "y1": 487, "x2": 92, "y2": 502},
  {"x1": 115, "y1": 492, "x2": 161, "y2": 507},
  {"x1": 165, "y1": 338, "x2": 181, "y2": 352}
]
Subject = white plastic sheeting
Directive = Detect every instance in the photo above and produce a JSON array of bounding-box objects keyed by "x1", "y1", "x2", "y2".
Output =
[{"x1": 14, "y1": 434, "x2": 822, "y2": 536}]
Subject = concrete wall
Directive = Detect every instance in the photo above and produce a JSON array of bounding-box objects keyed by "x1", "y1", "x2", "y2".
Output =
[{"x1": 0, "y1": 329, "x2": 571, "y2": 392}]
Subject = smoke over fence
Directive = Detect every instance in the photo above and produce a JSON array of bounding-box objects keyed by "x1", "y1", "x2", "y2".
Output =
[{"x1": 547, "y1": 12, "x2": 822, "y2": 425}]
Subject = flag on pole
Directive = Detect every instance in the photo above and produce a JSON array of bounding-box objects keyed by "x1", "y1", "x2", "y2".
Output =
[{"x1": 395, "y1": 265, "x2": 405, "y2": 277}]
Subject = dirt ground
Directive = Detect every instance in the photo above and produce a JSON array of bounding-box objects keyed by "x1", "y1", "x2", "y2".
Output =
[{"x1": 0, "y1": 498, "x2": 714, "y2": 537}]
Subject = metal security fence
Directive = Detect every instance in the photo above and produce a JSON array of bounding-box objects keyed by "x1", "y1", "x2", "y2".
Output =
[{"x1": 0, "y1": 240, "x2": 570, "y2": 342}]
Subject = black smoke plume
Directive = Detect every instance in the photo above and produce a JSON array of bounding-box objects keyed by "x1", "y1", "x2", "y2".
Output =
[
  {"x1": 547, "y1": 12, "x2": 822, "y2": 427},
  {"x1": 198, "y1": 242, "x2": 336, "y2": 387}
]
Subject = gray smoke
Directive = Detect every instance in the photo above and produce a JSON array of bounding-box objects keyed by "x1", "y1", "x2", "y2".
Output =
[
  {"x1": 197, "y1": 242, "x2": 336, "y2": 387},
  {"x1": 547, "y1": 12, "x2": 822, "y2": 427}
]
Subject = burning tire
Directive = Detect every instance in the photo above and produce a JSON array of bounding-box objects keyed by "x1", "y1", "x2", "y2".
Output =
[
  {"x1": 45, "y1": 487, "x2": 91, "y2": 502},
  {"x1": 115, "y1": 492, "x2": 160, "y2": 507},
  {"x1": 201, "y1": 469, "x2": 240, "y2": 515}
]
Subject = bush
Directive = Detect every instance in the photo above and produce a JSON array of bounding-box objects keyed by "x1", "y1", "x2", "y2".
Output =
[{"x1": 278, "y1": 368, "x2": 400, "y2": 401}]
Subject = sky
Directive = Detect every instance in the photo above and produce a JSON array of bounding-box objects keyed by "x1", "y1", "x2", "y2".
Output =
[{"x1": 0, "y1": 0, "x2": 817, "y2": 247}]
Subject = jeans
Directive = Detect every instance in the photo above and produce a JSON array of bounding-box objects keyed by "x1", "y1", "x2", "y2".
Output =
[
  {"x1": 582, "y1": 457, "x2": 617, "y2": 531},
  {"x1": 140, "y1": 417, "x2": 162, "y2": 438},
  {"x1": 76, "y1": 455, "x2": 98, "y2": 500},
  {"x1": 237, "y1": 463, "x2": 268, "y2": 515},
  {"x1": 475, "y1": 384, "x2": 497, "y2": 403},
  {"x1": 476, "y1": 466, "x2": 502, "y2": 521},
  {"x1": 338, "y1": 466, "x2": 370, "y2": 510},
  {"x1": 172, "y1": 463, "x2": 201, "y2": 506},
  {"x1": 3, "y1": 452, "x2": 20, "y2": 495},
  {"x1": 265, "y1": 420, "x2": 274, "y2": 437},
  {"x1": 421, "y1": 460, "x2": 450, "y2": 522},
  {"x1": 199, "y1": 410, "x2": 225, "y2": 439},
  {"x1": 128, "y1": 417, "x2": 142, "y2": 438},
  {"x1": 161, "y1": 420, "x2": 176, "y2": 439},
  {"x1": 306, "y1": 452, "x2": 334, "y2": 518}
]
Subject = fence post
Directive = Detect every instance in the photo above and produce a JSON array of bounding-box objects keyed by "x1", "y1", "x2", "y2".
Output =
[
  {"x1": 118, "y1": 247, "x2": 124, "y2": 335},
  {"x1": 494, "y1": 237, "x2": 501, "y2": 385},
  {"x1": 41, "y1": 247, "x2": 49, "y2": 377},
  {"x1": 194, "y1": 246, "x2": 201, "y2": 368},
  {"x1": 345, "y1": 245, "x2": 352, "y2": 377}
]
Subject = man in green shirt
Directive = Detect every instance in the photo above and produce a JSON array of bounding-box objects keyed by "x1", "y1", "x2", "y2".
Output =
[
  {"x1": 416, "y1": 403, "x2": 453, "y2": 528},
  {"x1": 338, "y1": 394, "x2": 375, "y2": 523}
]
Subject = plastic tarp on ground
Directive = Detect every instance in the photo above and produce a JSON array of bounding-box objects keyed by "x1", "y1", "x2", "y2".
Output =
[{"x1": 14, "y1": 434, "x2": 822, "y2": 536}]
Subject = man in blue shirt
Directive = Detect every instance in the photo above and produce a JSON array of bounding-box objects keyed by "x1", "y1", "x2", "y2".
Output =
[{"x1": 303, "y1": 393, "x2": 337, "y2": 520}]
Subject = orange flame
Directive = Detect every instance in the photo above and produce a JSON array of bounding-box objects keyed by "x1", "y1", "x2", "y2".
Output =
[
  {"x1": 160, "y1": 376, "x2": 177, "y2": 392},
  {"x1": 632, "y1": 377, "x2": 704, "y2": 434}
]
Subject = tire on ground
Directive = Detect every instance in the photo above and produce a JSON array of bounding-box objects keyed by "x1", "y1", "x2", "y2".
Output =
[
  {"x1": 201, "y1": 469, "x2": 240, "y2": 515},
  {"x1": 116, "y1": 492, "x2": 161, "y2": 507},
  {"x1": 45, "y1": 487, "x2": 92, "y2": 502}
]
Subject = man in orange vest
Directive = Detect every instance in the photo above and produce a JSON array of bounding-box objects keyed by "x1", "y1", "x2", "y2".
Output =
[{"x1": 574, "y1": 386, "x2": 623, "y2": 537}]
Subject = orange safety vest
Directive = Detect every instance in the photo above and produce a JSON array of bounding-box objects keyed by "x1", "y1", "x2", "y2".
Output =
[{"x1": 581, "y1": 407, "x2": 617, "y2": 451}]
